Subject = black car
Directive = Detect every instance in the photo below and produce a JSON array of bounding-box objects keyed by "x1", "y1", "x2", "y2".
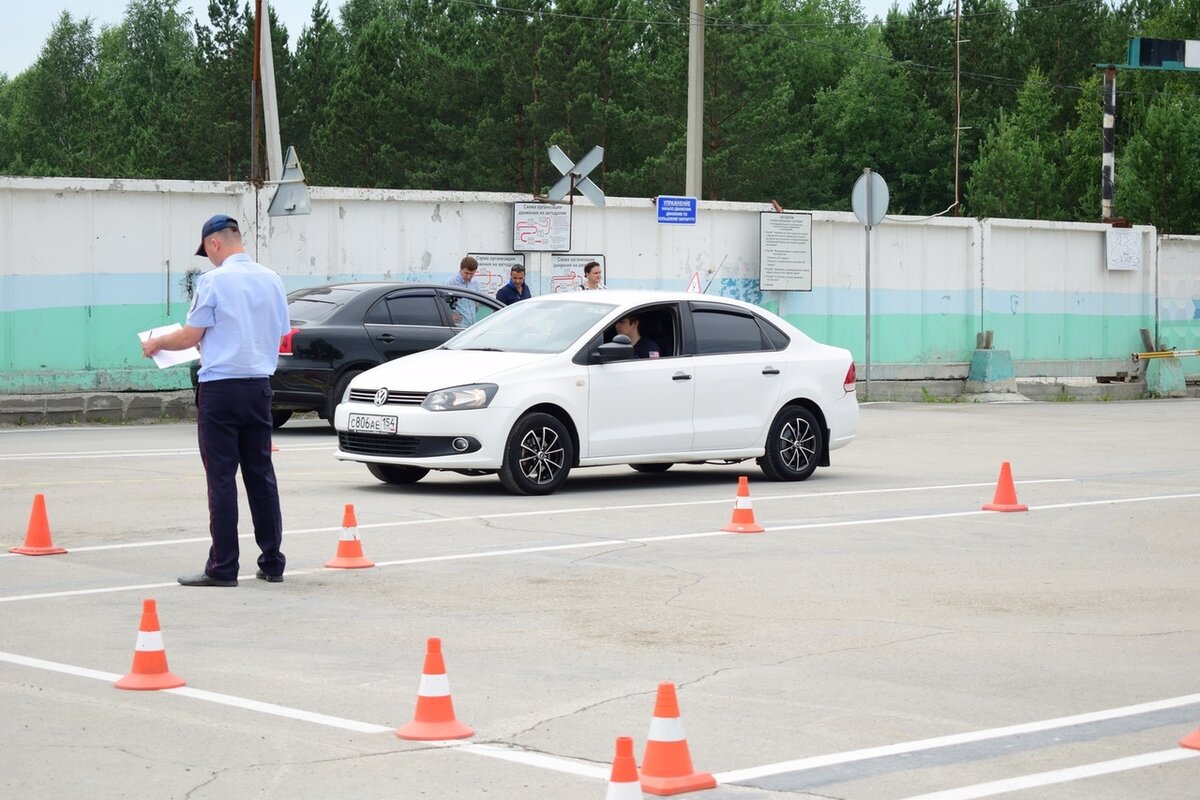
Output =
[{"x1": 190, "y1": 282, "x2": 502, "y2": 428}]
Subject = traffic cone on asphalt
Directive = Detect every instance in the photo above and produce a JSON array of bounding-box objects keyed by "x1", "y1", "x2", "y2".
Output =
[
  {"x1": 1181, "y1": 727, "x2": 1200, "y2": 750},
  {"x1": 606, "y1": 736, "x2": 643, "y2": 799},
  {"x1": 981, "y1": 461, "x2": 1028, "y2": 512},
  {"x1": 325, "y1": 504, "x2": 374, "y2": 569},
  {"x1": 395, "y1": 638, "x2": 473, "y2": 740},
  {"x1": 9, "y1": 494, "x2": 67, "y2": 556},
  {"x1": 721, "y1": 476, "x2": 764, "y2": 533},
  {"x1": 639, "y1": 682, "x2": 715, "y2": 796},
  {"x1": 114, "y1": 599, "x2": 186, "y2": 691}
]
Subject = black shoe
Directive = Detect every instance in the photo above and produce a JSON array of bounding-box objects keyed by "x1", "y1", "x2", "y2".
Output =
[
  {"x1": 255, "y1": 569, "x2": 283, "y2": 583},
  {"x1": 178, "y1": 571, "x2": 238, "y2": 587}
]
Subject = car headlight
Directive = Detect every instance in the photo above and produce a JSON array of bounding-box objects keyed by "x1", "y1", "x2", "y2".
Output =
[{"x1": 422, "y1": 383, "x2": 498, "y2": 411}]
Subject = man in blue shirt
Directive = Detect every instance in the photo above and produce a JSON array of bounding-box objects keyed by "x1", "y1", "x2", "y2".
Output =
[
  {"x1": 142, "y1": 214, "x2": 290, "y2": 587},
  {"x1": 495, "y1": 264, "x2": 532, "y2": 305},
  {"x1": 445, "y1": 255, "x2": 479, "y2": 326}
]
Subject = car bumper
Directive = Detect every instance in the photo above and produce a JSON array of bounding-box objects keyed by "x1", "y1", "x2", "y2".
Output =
[{"x1": 334, "y1": 402, "x2": 512, "y2": 469}]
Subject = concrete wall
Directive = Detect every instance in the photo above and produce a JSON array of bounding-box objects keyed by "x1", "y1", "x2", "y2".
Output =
[{"x1": 1, "y1": 176, "x2": 1196, "y2": 393}]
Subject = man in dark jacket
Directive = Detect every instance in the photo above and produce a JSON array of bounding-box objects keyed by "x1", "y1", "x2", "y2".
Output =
[{"x1": 495, "y1": 264, "x2": 532, "y2": 305}]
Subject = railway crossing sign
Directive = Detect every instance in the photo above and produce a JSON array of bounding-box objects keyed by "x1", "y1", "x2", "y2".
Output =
[{"x1": 547, "y1": 146, "x2": 606, "y2": 207}]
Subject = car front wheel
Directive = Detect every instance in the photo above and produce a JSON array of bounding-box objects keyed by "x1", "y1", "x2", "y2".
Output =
[
  {"x1": 499, "y1": 412, "x2": 574, "y2": 495},
  {"x1": 758, "y1": 405, "x2": 822, "y2": 482}
]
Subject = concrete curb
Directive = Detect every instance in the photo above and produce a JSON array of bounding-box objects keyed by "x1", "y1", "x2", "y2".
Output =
[{"x1": 1, "y1": 381, "x2": 1196, "y2": 427}]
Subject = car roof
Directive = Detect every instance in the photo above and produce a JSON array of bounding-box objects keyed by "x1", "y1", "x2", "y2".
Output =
[
  {"x1": 290, "y1": 281, "x2": 496, "y2": 299},
  {"x1": 531, "y1": 289, "x2": 759, "y2": 311}
]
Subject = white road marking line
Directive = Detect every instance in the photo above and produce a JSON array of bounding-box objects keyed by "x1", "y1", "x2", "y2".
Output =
[
  {"x1": 3, "y1": 492, "x2": 1198, "y2": 602},
  {"x1": 715, "y1": 692, "x2": 1200, "y2": 783},
  {"x1": 0, "y1": 444, "x2": 333, "y2": 461},
  {"x1": 0, "y1": 479, "x2": 1070, "y2": 557},
  {"x1": 893, "y1": 749, "x2": 1200, "y2": 800},
  {"x1": 1, "y1": 648, "x2": 1194, "y2": 788},
  {"x1": 0, "y1": 650, "x2": 606, "y2": 776}
]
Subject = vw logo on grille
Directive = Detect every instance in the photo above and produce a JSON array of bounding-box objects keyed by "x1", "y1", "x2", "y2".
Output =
[{"x1": 373, "y1": 388, "x2": 389, "y2": 406}]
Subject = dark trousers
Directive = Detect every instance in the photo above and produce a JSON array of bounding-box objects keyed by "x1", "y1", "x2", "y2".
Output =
[{"x1": 197, "y1": 378, "x2": 285, "y2": 580}]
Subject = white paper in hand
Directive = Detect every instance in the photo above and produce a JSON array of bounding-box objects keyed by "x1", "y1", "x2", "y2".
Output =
[{"x1": 138, "y1": 323, "x2": 200, "y2": 369}]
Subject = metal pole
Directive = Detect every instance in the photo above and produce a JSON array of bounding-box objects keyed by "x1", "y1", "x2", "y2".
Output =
[
  {"x1": 684, "y1": 0, "x2": 704, "y2": 198},
  {"x1": 864, "y1": 167, "x2": 872, "y2": 398},
  {"x1": 1101, "y1": 65, "x2": 1116, "y2": 220},
  {"x1": 251, "y1": 0, "x2": 263, "y2": 184}
]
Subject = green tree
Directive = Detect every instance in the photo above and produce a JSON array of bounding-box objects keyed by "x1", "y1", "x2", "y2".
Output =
[
  {"x1": 964, "y1": 67, "x2": 1061, "y2": 219},
  {"x1": 1059, "y1": 74, "x2": 1102, "y2": 221},
  {"x1": 286, "y1": 0, "x2": 346, "y2": 166},
  {"x1": 95, "y1": 0, "x2": 203, "y2": 178},
  {"x1": 194, "y1": 0, "x2": 254, "y2": 180},
  {"x1": 4, "y1": 13, "x2": 103, "y2": 177},
  {"x1": 1118, "y1": 92, "x2": 1200, "y2": 233}
]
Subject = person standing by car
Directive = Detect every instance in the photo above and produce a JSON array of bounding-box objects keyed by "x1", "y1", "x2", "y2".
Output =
[
  {"x1": 496, "y1": 264, "x2": 532, "y2": 305},
  {"x1": 580, "y1": 260, "x2": 605, "y2": 290},
  {"x1": 141, "y1": 214, "x2": 290, "y2": 587},
  {"x1": 446, "y1": 255, "x2": 479, "y2": 326},
  {"x1": 615, "y1": 313, "x2": 661, "y2": 358}
]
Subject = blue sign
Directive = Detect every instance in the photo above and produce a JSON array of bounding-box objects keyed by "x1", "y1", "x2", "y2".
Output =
[{"x1": 656, "y1": 195, "x2": 697, "y2": 225}]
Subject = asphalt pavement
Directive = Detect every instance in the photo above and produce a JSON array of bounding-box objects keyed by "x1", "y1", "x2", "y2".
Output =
[{"x1": 2, "y1": 399, "x2": 1199, "y2": 799}]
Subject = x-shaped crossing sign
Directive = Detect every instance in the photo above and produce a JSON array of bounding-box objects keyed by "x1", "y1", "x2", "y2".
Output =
[{"x1": 547, "y1": 145, "x2": 606, "y2": 207}]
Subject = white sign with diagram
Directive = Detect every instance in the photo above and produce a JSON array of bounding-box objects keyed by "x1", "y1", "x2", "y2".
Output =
[
  {"x1": 1105, "y1": 228, "x2": 1142, "y2": 271},
  {"x1": 549, "y1": 254, "x2": 605, "y2": 293},
  {"x1": 467, "y1": 253, "x2": 525, "y2": 297},
  {"x1": 513, "y1": 202, "x2": 572, "y2": 252}
]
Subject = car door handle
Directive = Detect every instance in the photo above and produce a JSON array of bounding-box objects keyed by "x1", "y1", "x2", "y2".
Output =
[
  {"x1": 762, "y1": 367, "x2": 780, "y2": 375},
  {"x1": 672, "y1": 372, "x2": 692, "y2": 381},
  {"x1": 376, "y1": 334, "x2": 396, "y2": 343}
]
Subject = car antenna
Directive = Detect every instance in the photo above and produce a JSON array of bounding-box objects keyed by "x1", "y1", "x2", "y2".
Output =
[{"x1": 702, "y1": 255, "x2": 728, "y2": 294}]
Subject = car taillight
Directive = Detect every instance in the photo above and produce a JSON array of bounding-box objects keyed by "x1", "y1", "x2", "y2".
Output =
[
  {"x1": 279, "y1": 327, "x2": 300, "y2": 356},
  {"x1": 844, "y1": 363, "x2": 857, "y2": 392}
]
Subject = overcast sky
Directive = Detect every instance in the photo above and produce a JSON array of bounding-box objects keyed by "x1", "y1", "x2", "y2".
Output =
[{"x1": 2, "y1": 0, "x2": 902, "y2": 79}]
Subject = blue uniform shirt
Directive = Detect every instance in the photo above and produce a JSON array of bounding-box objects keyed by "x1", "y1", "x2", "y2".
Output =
[
  {"x1": 187, "y1": 253, "x2": 290, "y2": 382},
  {"x1": 445, "y1": 273, "x2": 478, "y2": 326}
]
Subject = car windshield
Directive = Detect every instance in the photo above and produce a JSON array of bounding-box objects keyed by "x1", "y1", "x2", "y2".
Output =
[{"x1": 444, "y1": 299, "x2": 616, "y2": 354}]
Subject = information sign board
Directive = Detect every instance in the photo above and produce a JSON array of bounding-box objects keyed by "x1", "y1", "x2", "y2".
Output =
[
  {"x1": 513, "y1": 202, "x2": 571, "y2": 252},
  {"x1": 759, "y1": 212, "x2": 813, "y2": 292}
]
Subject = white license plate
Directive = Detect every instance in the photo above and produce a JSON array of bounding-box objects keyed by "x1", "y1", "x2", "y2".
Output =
[{"x1": 347, "y1": 413, "x2": 397, "y2": 435}]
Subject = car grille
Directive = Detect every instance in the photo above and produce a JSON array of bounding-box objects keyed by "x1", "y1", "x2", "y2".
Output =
[
  {"x1": 348, "y1": 388, "x2": 428, "y2": 405},
  {"x1": 339, "y1": 432, "x2": 421, "y2": 457}
]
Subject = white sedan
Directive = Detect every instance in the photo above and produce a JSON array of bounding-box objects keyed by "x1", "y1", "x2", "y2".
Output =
[{"x1": 333, "y1": 290, "x2": 858, "y2": 495}]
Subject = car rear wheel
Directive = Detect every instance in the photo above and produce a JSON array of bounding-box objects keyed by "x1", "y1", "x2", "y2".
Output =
[
  {"x1": 366, "y1": 463, "x2": 430, "y2": 484},
  {"x1": 758, "y1": 405, "x2": 822, "y2": 482},
  {"x1": 328, "y1": 369, "x2": 365, "y2": 429},
  {"x1": 271, "y1": 409, "x2": 293, "y2": 429},
  {"x1": 499, "y1": 412, "x2": 574, "y2": 495},
  {"x1": 630, "y1": 463, "x2": 672, "y2": 474}
]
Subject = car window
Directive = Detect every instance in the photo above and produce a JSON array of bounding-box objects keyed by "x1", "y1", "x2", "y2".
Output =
[
  {"x1": 383, "y1": 293, "x2": 444, "y2": 326},
  {"x1": 758, "y1": 317, "x2": 791, "y2": 350},
  {"x1": 692, "y1": 309, "x2": 769, "y2": 354}
]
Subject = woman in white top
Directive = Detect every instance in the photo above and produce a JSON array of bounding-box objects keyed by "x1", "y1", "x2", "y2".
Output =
[{"x1": 580, "y1": 260, "x2": 605, "y2": 290}]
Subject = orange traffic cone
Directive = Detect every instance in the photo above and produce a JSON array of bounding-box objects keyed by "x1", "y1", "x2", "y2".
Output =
[
  {"x1": 325, "y1": 504, "x2": 374, "y2": 569},
  {"x1": 640, "y1": 682, "x2": 715, "y2": 796},
  {"x1": 721, "y1": 476, "x2": 764, "y2": 533},
  {"x1": 606, "y1": 736, "x2": 643, "y2": 799},
  {"x1": 981, "y1": 461, "x2": 1028, "y2": 512},
  {"x1": 9, "y1": 494, "x2": 67, "y2": 556},
  {"x1": 115, "y1": 599, "x2": 186, "y2": 691},
  {"x1": 395, "y1": 638, "x2": 473, "y2": 740},
  {"x1": 1181, "y1": 727, "x2": 1200, "y2": 750}
]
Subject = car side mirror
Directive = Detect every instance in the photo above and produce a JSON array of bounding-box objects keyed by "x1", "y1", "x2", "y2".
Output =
[{"x1": 592, "y1": 334, "x2": 634, "y2": 363}]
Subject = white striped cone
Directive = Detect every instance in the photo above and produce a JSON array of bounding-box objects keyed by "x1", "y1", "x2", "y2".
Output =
[
  {"x1": 396, "y1": 637, "x2": 473, "y2": 740},
  {"x1": 326, "y1": 504, "x2": 374, "y2": 568},
  {"x1": 721, "y1": 475, "x2": 764, "y2": 533},
  {"x1": 115, "y1": 598, "x2": 185, "y2": 690},
  {"x1": 640, "y1": 681, "x2": 715, "y2": 795},
  {"x1": 606, "y1": 736, "x2": 643, "y2": 799}
]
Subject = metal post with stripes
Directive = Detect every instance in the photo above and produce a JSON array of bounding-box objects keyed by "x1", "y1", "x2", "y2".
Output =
[{"x1": 1101, "y1": 66, "x2": 1117, "y2": 220}]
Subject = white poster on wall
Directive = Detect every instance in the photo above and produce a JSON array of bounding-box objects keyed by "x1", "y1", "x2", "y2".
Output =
[
  {"x1": 467, "y1": 253, "x2": 525, "y2": 297},
  {"x1": 513, "y1": 202, "x2": 572, "y2": 252},
  {"x1": 760, "y1": 211, "x2": 813, "y2": 291},
  {"x1": 1105, "y1": 228, "x2": 1142, "y2": 271},
  {"x1": 549, "y1": 254, "x2": 605, "y2": 293}
]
